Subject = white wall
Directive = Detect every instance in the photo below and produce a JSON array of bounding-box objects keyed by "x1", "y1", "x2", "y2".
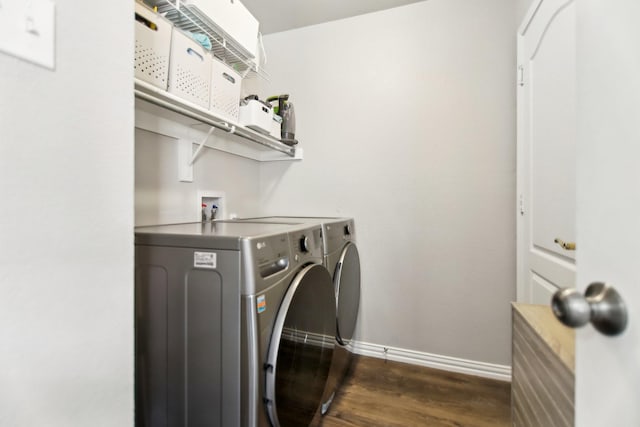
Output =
[
  {"x1": 516, "y1": 0, "x2": 535, "y2": 27},
  {"x1": 135, "y1": 129, "x2": 261, "y2": 225},
  {"x1": 0, "y1": 1, "x2": 133, "y2": 425},
  {"x1": 258, "y1": 0, "x2": 517, "y2": 365}
]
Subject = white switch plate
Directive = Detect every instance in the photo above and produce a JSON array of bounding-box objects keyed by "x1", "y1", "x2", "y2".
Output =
[{"x1": 0, "y1": 0, "x2": 55, "y2": 69}]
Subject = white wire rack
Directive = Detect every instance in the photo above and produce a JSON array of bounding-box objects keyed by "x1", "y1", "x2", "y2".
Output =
[
  {"x1": 145, "y1": 0, "x2": 268, "y2": 79},
  {"x1": 135, "y1": 78, "x2": 298, "y2": 159}
]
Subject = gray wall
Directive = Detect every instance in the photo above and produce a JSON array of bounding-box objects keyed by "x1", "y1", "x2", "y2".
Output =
[
  {"x1": 135, "y1": 129, "x2": 261, "y2": 225},
  {"x1": 0, "y1": 1, "x2": 133, "y2": 425},
  {"x1": 257, "y1": 0, "x2": 517, "y2": 365}
]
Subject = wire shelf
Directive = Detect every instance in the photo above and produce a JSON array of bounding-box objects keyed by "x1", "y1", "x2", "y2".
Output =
[
  {"x1": 145, "y1": 0, "x2": 268, "y2": 79},
  {"x1": 135, "y1": 78, "x2": 298, "y2": 159}
]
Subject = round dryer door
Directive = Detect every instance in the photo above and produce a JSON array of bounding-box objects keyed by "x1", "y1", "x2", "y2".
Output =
[
  {"x1": 335, "y1": 242, "x2": 361, "y2": 346},
  {"x1": 264, "y1": 264, "x2": 336, "y2": 427}
]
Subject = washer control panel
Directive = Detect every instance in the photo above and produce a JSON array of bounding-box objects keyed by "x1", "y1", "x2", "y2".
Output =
[
  {"x1": 250, "y1": 233, "x2": 290, "y2": 278},
  {"x1": 290, "y1": 226, "x2": 323, "y2": 263}
]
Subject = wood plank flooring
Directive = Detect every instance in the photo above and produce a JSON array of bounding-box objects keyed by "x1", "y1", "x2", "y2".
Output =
[{"x1": 314, "y1": 355, "x2": 511, "y2": 427}]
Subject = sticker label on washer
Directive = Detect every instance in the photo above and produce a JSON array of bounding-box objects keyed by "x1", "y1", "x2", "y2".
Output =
[
  {"x1": 194, "y1": 252, "x2": 217, "y2": 269},
  {"x1": 257, "y1": 295, "x2": 266, "y2": 314}
]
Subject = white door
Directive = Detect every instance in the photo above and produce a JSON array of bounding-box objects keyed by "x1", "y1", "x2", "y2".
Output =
[
  {"x1": 517, "y1": 0, "x2": 577, "y2": 304},
  {"x1": 574, "y1": 0, "x2": 640, "y2": 423}
]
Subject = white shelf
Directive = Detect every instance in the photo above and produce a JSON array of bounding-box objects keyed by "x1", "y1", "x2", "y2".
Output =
[
  {"x1": 135, "y1": 79, "x2": 302, "y2": 162},
  {"x1": 145, "y1": 0, "x2": 266, "y2": 79}
]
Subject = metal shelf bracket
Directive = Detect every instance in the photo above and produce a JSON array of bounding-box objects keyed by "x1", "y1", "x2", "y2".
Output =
[{"x1": 178, "y1": 126, "x2": 214, "y2": 182}]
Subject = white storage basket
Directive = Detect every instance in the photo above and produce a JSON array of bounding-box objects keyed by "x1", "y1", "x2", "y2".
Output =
[
  {"x1": 168, "y1": 29, "x2": 212, "y2": 108},
  {"x1": 238, "y1": 99, "x2": 273, "y2": 135},
  {"x1": 270, "y1": 115, "x2": 282, "y2": 140},
  {"x1": 134, "y1": 2, "x2": 172, "y2": 90},
  {"x1": 210, "y1": 58, "x2": 242, "y2": 122}
]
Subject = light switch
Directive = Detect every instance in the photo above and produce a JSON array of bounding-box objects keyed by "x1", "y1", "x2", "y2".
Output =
[{"x1": 0, "y1": 0, "x2": 55, "y2": 69}]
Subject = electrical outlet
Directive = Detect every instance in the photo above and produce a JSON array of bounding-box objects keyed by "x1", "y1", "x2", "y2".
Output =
[{"x1": 0, "y1": 0, "x2": 56, "y2": 69}]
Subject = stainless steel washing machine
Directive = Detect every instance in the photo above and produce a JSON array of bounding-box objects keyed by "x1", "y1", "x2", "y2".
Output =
[
  {"x1": 236, "y1": 216, "x2": 361, "y2": 415},
  {"x1": 135, "y1": 221, "x2": 336, "y2": 427}
]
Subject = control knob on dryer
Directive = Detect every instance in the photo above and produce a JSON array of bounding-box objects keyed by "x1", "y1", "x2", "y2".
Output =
[{"x1": 299, "y1": 235, "x2": 310, "y2": 253}]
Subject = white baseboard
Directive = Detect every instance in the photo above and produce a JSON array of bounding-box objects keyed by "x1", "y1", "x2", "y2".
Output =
[{"x1": 348, "y1": 340, "x2": 511, "y2": 382}]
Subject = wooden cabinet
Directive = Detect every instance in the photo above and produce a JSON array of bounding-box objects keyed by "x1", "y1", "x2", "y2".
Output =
[{"x1": 512, "y1": 303, "x2": 575, "y2": 427}]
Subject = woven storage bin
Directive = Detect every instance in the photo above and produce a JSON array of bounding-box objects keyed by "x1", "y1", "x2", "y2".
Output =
[
  {"x1": 210, "y1": 58, "x2": 242, "y2": 122},
  {"x1": 134, "y1": 2, "x2": 172, "y2": 90},
  {"x1": 168, "y1": 29, "x2": 212, "y2": 108}
]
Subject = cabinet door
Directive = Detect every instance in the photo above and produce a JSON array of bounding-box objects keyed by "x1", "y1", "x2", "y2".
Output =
[{"x1": 517, "y1": 0, "x2": 577, "y2": 304}]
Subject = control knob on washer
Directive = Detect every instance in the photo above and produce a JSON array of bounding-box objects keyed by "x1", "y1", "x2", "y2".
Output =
[
  {"x1": 344, "y1": 224, "x2": 352, "y2": 236},
  {"x1": 299, "y1": 235, "x2": 310, "y2": 253}
]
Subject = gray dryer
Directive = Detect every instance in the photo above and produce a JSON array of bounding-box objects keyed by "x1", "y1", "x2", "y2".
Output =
[{"x1": 236, "y1": 216, "x2": 361, "y2": 415}]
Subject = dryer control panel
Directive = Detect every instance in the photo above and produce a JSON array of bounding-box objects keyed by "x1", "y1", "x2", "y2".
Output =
[
  {"x1": 323, "y1": 219, "x2": 356, "y2": 250},
  {"x1": 289, "y1": 226, "x2": 323, "y2": 266}
]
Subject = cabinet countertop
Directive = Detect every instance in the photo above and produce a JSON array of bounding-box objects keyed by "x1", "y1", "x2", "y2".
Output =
[{"x1": 512, "y1": 302, "x2": 575, "y2": 374}]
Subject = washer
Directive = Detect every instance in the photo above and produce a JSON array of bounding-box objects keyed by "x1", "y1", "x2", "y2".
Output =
[
  {"x1": 135, "y1": 221, "x2": 336, "y2": 427},
  {"x1": 237, "y1": 216, "x2": 361, "y2": 415}
]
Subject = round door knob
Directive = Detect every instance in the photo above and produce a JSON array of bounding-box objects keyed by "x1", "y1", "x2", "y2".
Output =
[
  {"x1": 551, "y1": 282, "x2": 628, "y2": 336},
  {"x1": 299, "y1": 235, "x2": 310, "y2": 253},
  {"x1": 551, "y1": 288, "x2": 591, "y2": 327}
]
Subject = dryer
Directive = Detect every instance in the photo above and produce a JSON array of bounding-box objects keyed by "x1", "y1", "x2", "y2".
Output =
[
  {"x1": 315, "y1": 218, "x2": 360, "y2": 414},
  {"x1": 135, "y1": 221, "x2": 336, "y2": 427},
  {"x1": 236, "y1": 216, "x2": 361, "y2": 415}
]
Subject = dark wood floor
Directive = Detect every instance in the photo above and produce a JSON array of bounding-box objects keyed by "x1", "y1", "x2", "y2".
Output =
[{"x1": 314, "y1": 355, "x2": 511, "y2": 427}]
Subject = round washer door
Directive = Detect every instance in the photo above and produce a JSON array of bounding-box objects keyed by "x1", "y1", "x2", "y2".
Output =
[
  {"x1": 335, "y1": 242, "x2": 361, "y2": 346},
  {"x1": 264, "y1": 264, "x2": 336, "y2": 427}
]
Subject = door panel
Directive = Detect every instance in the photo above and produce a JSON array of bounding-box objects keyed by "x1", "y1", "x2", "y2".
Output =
[
  {"x1": 517, "y1": 0, "x2": 576, "y2": 303},
  {"x1": 530, "y1": 273, "x2": 559, "y2": 306},
  {"x1": 530, "y1": 1, "x2": 576, "y2": 260},
  {"x1": 264, "y1": 264, "x2": 336, "y2": 427},
  {"x1": 529, "y1": 251, "x2": 575, "y2": 287},
  {"x1": 136, "y1": 265, "x2": 169, "y2": 427},
  {"x1": 185, "y1": 269, "x2": 223, "y2": 426},
  {"x1": 135, "y1": 245, "x2": 241, "y2": 427},
  {"x1": 575, "y1": 0, "x2": 640, "y2": 424}
]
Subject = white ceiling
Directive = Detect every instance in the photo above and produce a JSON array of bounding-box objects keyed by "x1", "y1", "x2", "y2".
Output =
[{"x1": 241, "y1": 0, "x2": 428, "y2": 34}]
